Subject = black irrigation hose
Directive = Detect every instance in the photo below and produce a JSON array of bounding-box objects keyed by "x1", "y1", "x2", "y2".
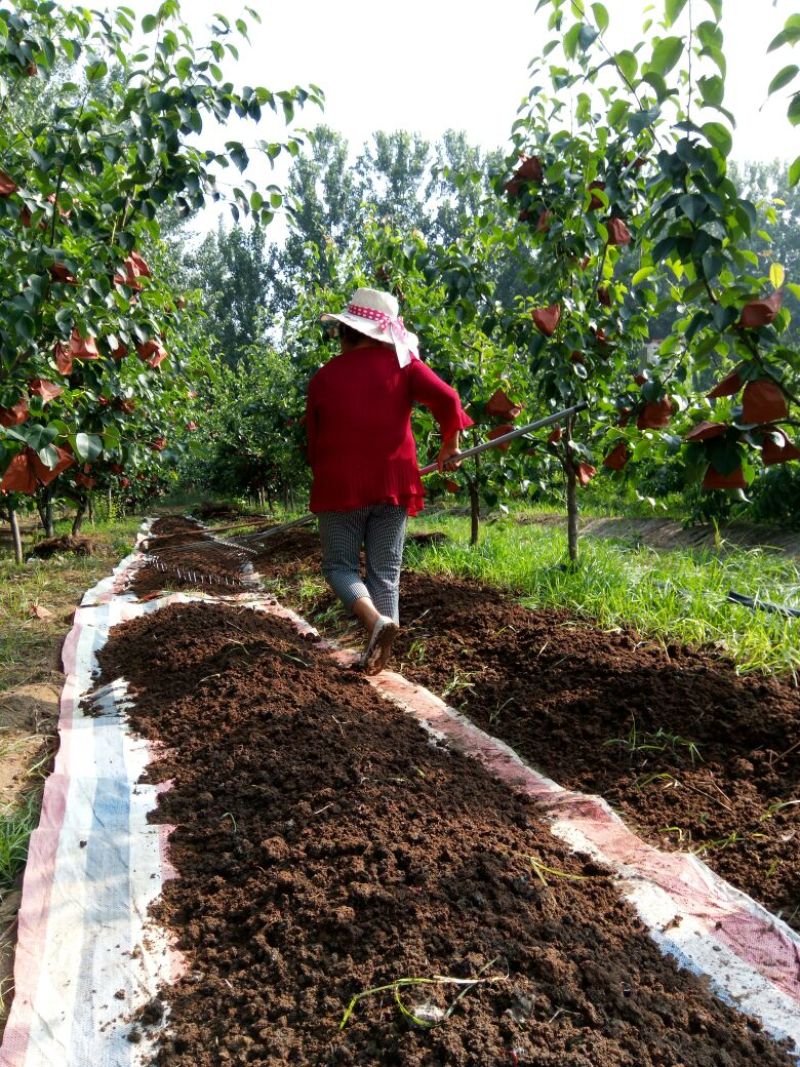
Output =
[{"x1": 727, "y1": 590, "x2": 800, "y2": 620}]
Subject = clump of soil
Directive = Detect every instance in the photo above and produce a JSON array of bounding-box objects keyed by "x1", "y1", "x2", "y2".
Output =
[
  {"x1": 407, "y1": 531, "x2": 449, "y2": 546},
  {"x1": 94, "y1": 600, "x2": 794, "y2": 1066},
  {"x1": 31, "y1": 535, "x2": 97, "y2": 559}
]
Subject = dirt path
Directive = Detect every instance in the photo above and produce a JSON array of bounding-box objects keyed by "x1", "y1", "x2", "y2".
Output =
[
  {"x1": 93, "y1": 585, "x2": 795, "y2": 1066},
  {"x1": 518, "y1": 512, "x2": 800, "y2": 556}
]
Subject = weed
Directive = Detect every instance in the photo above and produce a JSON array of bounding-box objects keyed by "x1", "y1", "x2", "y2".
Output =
[
  {"x1": 605, "y1": 721, "x2": 702, "y2": 766},
  {"x1": 528, "y1": 857, "x2": 598, "y2": 886},
  {"x1": 442, "y1": 670, "x2": 480, "y2": 700},
  {"x1": 635, "y1": 771, "x2": 681, "y2": 790},
  {"x1": 339, "y1": 960, "x2": 505, "y2": 1031}
]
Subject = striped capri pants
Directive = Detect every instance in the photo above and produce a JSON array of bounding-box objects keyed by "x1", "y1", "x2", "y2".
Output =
[{"x1": 317, "y1": 504, "x2": 408, "y2": 624}]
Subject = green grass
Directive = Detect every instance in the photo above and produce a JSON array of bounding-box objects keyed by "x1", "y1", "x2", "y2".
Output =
[
  {"x1": 0, "y1": 793, "x2": 41, "y2": 888},
  {"x1": 405, "y1": 511, "x2": 800, "y2": 678}
]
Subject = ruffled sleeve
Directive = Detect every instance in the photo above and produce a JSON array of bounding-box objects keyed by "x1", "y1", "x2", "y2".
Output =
[{"x1": 407, "y1": 360, "x2": 474, "y2": 441}]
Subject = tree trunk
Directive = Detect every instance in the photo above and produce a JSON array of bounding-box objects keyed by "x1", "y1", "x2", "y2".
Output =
[
  {"x1": 36, "y1": 487, "x2": 55, "y2": 538},
  {"x1": 107, "y1": 487, "x2": 113, "y2": 521},
  {"x1": 468, "y1": 480, "x2": 480, "y2": 547},
  {"x1": 87, "y1": 493, "x2": 94, "y2": 524},
  {"x1": 72, "y1": 494, "x2": 88, "y2": 536},
  {"x1": 566, "y1": 464, "x2": 579, "y2": 563},
  {"x1": 8, "y1": 506, "x2": 23, "y2": 565}
]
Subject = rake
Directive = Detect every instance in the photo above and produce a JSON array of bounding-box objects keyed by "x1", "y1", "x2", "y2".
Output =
[{"x1": 142, "y1": 401, "x2": 588, "y2": 581}]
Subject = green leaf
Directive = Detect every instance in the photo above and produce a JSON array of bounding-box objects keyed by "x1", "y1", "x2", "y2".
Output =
[
  {"x1": 629, "y1": 106, "x2": 660, "y2": 135},
  {"x1": 73, "y1": 433, "x2": 103, "y2": 461},
  {"x1": 591, "y1": 3, "x2": 609, "y2": 32},
  {"x1": 770, "y1": 262, "x2": 786, "y2": 289},
  {"x1": 769, "y1": 64, "x2": 800, "y2": 95},
  {"x1": 607, "y1": 99, "x2": 629, "y2": 129},
  {"x1": 37, "y1": 444, "x2": 61, "y2": 471},
  {"x1": 698, "y1": 74, "x2": 724, "y2": 107},
  {"x1": 679, "y1": 193, "x2": 708, "y2": 223},
  {"x1": 615, "y1": 50, "x2": 638, "y2": 84},
  {"x1": 632, "y1": 266, "x2": 655, "y2": 285},
  {"x1": 649, "y1": 36, "x2": 683, "y2": 77},
  {"x1": 641, "y1": 71, "x2": 669, "y2": 101},
  {"x1": 86, "y1": 59, "x2": 107, "y2": 81},
  {"x1": 578, "y1": 24, "x2": 599, "y2": 51},
  {"x1": 789, "y1": 155, "x2": 800, "y2": 186},
  {"x1": 788, "y1": 93, "x2": 800, "y2": 125},
  {"x1": 142, "y1": 13, "x2": 158, "y2": 32},
  {"x1": 20, "y1": 424, "x2": 58, "y2": 451},
  {"x1": 665, "y1": 0, "x2": 689, "y2": 26},
  {"x1": 703, "y1": 0, "x2": 722, "y2": 20},
  {"x1": 702, "y1": 121, "x2": 732, "y2": 156}
]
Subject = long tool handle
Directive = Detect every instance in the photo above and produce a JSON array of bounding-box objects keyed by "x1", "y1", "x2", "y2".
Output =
[{"x1": 418, "y1": 401, "x2": 588, "y2": 475}]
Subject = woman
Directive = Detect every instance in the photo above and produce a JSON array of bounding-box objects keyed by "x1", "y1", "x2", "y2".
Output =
[{"x1": 306, "y1": 287, "x2": 473, "y2": 674}]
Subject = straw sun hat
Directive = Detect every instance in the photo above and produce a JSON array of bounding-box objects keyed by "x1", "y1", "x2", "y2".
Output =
[{"x1": 320, "y1": 287, "x2": 420, "y2": 368}]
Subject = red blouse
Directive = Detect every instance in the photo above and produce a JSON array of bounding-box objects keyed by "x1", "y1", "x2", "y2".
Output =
[{"x1": 306, "y1": 345, "x2": 473, "y2": 515}]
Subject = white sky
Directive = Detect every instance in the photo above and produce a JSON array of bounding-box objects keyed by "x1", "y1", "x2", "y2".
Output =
[{"x1": 123, "y1": 0, "x2": 797, "y2": 158}]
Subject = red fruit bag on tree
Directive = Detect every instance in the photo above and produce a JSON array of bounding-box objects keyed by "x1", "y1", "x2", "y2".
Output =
[
  {"x1": 607, "y1": 217, "x2": 631, "y2": 245},
  {"x1": 53, "y1": 341, "x2": 73, "y2": 375},
  {"x1": 536, "y1": 210, "x2": 552, "y2": 233},
  {"x1": 707, "y1": 368, "x2": 743, "y2": 399},
  {"x1": 588, "y1": 181, "x2": 605, "y2": 210},
  {"x1": 738, "y1": 291, "x2": 782, "y2": 329},
  {"x1": 761, "y1": 428, "x2": 800, "y2": 466},
  {"x1": 702, "y1": 465, "x2": 746, "y2": 491},
  {"x1": 0, "y1": 453, "x2": 37, "y2": 494},
  {"x1": 69, "y1": 329, "x2": 99, "y2": 360},
  {"x1": 0, "y1": 171, "x2": 18, "y2": 196},
  {"x1": 486, "y1": 389, "x2": 522, "y2": 420},
  {"x1": 742, "y1": 379, "x2": 788, "y2": 424},
  {"x1": 576, "y1": 462, "x2": 597, "y2": 486},
  {"x1": 49, "y1": 262, "x2": 78, "y2": 285},
  {"x1": 31, "y1": 446, "x2": 73, "y2": 485},
  {"x1": 532, "y1": 303, "x2": 561, "y2": 336},
  {"x1": 487, "y1": 424, "x2": 515, "y2": 451},
  {"x1": 0, "y1": 400, "x2": 29, "y2": 427},
  {"x1": 29, "y1": 379, "x2": 63, "y2": 404},
  {"x1": 683, "y1": 421, "x2": 728, "y2": 442},
  {"x1": 603, "y1": 442, "x2": 629, "y2": 470},
  {"x1": 637, "y1": 397, "x2": 673, "y2": 429}
]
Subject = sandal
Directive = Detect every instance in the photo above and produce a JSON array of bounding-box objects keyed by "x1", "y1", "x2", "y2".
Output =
[{"x1": 362, "y1": 615, "x2": 400, "y2": 675}]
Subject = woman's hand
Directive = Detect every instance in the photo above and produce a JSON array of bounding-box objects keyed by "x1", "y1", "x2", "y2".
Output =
[{"x1": 437, "y1": 432, "x2": 462, "y2": 473}]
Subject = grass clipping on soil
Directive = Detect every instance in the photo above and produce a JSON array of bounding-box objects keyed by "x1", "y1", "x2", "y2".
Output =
[{"x1": 93, "y1": 600, "x2": 793, "y2": 1066}]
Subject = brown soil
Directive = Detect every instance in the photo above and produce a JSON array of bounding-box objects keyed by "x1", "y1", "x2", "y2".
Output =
[
  {"x1": 31, "y1": 535, "x2": 97, "y2": 559},
  {"x1": 391, "y1": 574, "x2": 800, "y2": 928},
  {"x1": 94, "y1": 598, "x2": 794, "y2": 1066}
]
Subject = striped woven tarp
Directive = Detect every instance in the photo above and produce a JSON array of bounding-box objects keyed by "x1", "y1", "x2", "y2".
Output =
[{"x1": 0, "y1": 543, "x2": 185, "y2": 1067}]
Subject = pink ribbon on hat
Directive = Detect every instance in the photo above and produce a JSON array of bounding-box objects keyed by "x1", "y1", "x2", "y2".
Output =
[{"x1": 347, "y1": 302, "x2": 408, "y2": 339}]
